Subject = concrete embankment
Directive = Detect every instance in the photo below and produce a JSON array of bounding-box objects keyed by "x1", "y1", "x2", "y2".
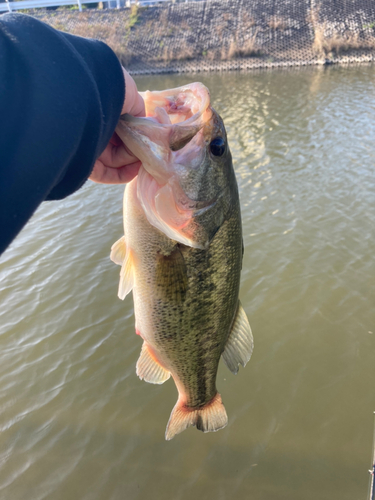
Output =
[{"x1": 32, "y1": 0, "x2": 375, "y2": 74}]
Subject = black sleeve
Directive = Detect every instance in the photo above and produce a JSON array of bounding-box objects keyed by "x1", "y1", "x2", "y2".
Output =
[{"x1": 0, "y1": 13, "x2": 125, "y2": 255}]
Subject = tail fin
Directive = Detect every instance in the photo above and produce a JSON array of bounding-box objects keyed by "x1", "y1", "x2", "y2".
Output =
[{"x1": 165, "y1": 393, "x2": 228, "y2": 441}]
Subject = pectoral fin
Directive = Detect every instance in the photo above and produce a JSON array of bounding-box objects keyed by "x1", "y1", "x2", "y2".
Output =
[
  {"x1": 118, "y1": 248, "x2": 135, "y2": 300},
  {"x1": 136, "y1": 342, "x2": 171, "y2": 384},
  {"x1": 222, "y1": 301, "x2": 253, "y2": 375},
  {"x1": 110, "y1": 236, "x2": 127, "y2": 266}
]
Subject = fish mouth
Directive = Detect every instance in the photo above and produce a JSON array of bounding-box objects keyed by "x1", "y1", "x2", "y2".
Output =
[
  {"x1": 115, "y1": 83, "x2": 213, "y2": 183},
  {"x1": 139, "y1": 83, "x2": 212, "y2": 127}
]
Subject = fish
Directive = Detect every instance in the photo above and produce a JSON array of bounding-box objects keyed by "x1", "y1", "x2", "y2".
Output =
[{"x1": 111, "y1": 83, "x2": 253, "y2": 440}]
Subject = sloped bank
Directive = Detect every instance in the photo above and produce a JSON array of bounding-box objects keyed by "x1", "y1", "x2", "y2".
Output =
[{"x1": 33, "y1": 0, "x2": 375, "y2": 74}]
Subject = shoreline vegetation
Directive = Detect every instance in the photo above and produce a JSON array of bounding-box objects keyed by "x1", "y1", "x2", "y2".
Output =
[{"x1": 28, "y1": 0, "x2": 375, "y2": 74}]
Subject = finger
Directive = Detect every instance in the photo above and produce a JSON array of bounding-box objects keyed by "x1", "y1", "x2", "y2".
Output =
[
  {"x1": 99, "y1": 142, "x2": 138, "y2": 168},
  {"x1": 89, "y1": 160, "x2": 141, "y2": 184},
  {"x1": 109, "y1": 131, "x2": 123, "y2": 147},
  {"x1": 122, "y1": 68, "x2": 146, "y2": 117},
  {"x1": 132, "y1": 92, "x2": 146, "y2": 118}
]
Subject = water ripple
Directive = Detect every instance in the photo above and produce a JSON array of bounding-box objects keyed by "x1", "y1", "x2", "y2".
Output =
[{"x1": 0, "y1": 66, "x2": 374, "y2": 500}]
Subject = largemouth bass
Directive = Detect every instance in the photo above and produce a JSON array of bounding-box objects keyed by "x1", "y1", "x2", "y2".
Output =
[{"x1": 112, "y1": 83, "x2": 253, "y2": 440}]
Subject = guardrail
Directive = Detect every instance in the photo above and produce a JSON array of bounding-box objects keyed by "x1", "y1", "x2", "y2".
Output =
[{"x1": 0, "y1": 0, "x2": 174, "y2": 13}]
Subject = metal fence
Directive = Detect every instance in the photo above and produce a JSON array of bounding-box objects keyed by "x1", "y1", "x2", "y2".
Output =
[{"x1": 0, "y1": 0, "x2": 176, "y2": 13}]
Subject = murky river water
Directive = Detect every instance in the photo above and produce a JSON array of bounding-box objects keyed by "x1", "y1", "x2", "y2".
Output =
[{"x1": 1, "y1": 65, "x2": 375, "y2": 500}]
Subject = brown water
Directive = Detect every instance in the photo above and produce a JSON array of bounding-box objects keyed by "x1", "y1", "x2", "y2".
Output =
[{"x1": 1, "y1": 65, "x2": 375, "y2": 500}]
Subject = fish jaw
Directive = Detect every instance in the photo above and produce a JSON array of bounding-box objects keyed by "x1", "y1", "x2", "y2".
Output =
[
  {"x1": 115, "y1": 82, "x2": 212, "y2": 183},
  {"x1": 116, "y1": 117, "x2": 172, "y2": 185},
  {"x1": 115, "y1": 115, "x2": 209, "y2": 248},
  {"x1": 140, "y1": 82, "x2": 211, "y2": 125}
]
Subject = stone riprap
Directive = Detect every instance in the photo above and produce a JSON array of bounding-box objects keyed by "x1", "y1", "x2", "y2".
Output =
[{"x1": 30, "y1": 0, "x2": 375, "y2": 74}]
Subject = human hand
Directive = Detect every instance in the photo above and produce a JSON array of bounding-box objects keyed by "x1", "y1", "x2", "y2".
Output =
[{"x1": 89, "y1": 68, "x2": 145, "y2": 184}]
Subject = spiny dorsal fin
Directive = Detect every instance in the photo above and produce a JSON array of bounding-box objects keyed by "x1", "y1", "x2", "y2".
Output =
[
  {"x1": 165, "y1": 392, "x2": 227, "y2": 440},
  {"x1": 110, "y1": 236, "x2": 127, "y2": 266},
  {"x1": 118, "y1": 247, "x2": 135, "y2": 300},
  {"x1": 136, "y1": 342, "x2": 171, "y2": 385},
  {"x1": 222, "y1": 301, "x2": 253, "y2": 375}
]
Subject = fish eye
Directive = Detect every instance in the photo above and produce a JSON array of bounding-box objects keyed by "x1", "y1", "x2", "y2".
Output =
[{"x1": 209, "y1": 137, "x2": 226, "y2": 157}]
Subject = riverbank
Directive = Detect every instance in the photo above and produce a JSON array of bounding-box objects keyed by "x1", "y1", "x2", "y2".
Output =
[{"x1": 31, "y1": 0, "x2": 375, "y2": 74}]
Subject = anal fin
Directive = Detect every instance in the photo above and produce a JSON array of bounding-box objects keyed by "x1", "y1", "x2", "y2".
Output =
[
  {"x1": 222, "y1": 301, "x2": 253, "y2": 375},
  {"x1": 136, "y1": 342, "x2": 171, "y2": 385}
]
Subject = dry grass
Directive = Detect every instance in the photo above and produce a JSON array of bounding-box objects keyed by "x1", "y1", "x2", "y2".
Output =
[
  {"x1": 215, "y1": 24, "x2": 225, "y2": 38},
  {"x1": 242, "y1": 12, "x2": 255, "y2": 29},
  {"x1": 320, "y1": 33, "x2": 375, "y2": 55},
  {"x1": 205, "y1": 49, "x2": 219, "y2": 61},
  {"x1": 61, "y1": 20, "x2": 136, "y2": 64},
  {"x1": 37, "y1": 4, "x2": 375, "y2": 69},
  {"x1": 268, "y1": 16, "x2": 286, "y2": 30},
  {"x1": 309, "y1": 4, "x2": 325, "y2": 56},
  {"x1": 158, "y1": 7, "x2": 169, "y2": 27},
  {"x1": 309, "y1": 5, "x2": 374, "y2": 57},
  {"x1": 155, "y1": 39, "x2": 197, "y2": 62},
  {"x1": 312, "y1": 24, "x2": 326, "y2": 56},
  {"x1": 41, "y1": 6, "x2": 140, "y2": 65},
  {"x1": 312, "y1": 8, "x2": 375, "y2": 58},
  {"x1": 151, "y1": 8, "x2": 192, "y2": 39},
  {"x1": 215, "y1": 9, "x2": 236, "y2": 38},
  {"x1": 222, "y1": 33, "x2": 261, "y2": 59}
]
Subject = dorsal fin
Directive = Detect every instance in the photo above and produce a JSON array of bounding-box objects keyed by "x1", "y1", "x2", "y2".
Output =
[
  {"x1": 136, "y1": 342, "x2": 171, "y2": 384},
  {"x1": 222, "y1": 301, "x2": 253, "y2": 375}
]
